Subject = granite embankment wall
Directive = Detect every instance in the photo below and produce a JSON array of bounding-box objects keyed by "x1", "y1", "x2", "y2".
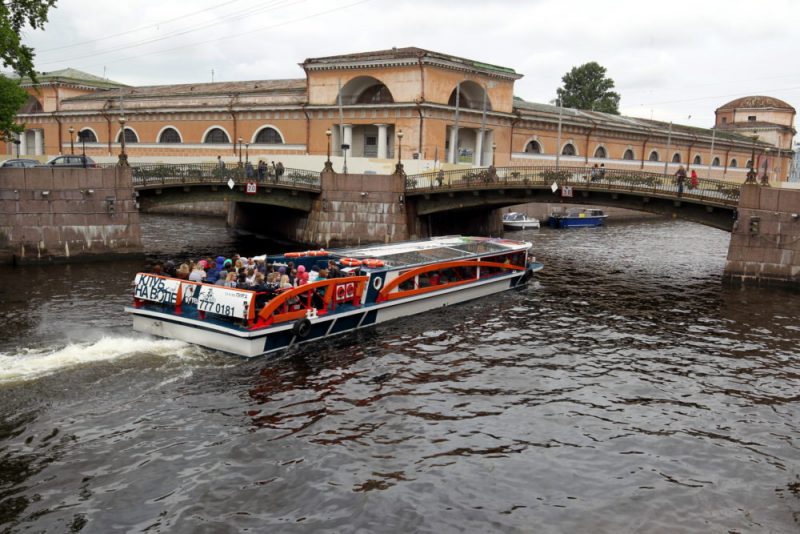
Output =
[
  {"x1": 0, "y1": 167, "x2": 142, "y2": 264},
  {"x1": 725, "y1": 185, "x2": 800, "y2": 286}
]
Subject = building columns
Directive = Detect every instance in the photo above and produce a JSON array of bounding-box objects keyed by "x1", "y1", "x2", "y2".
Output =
[
  {"x1": 376, "y1": 124, "x2": 388, "y2": 159},
  {"x1": 19, "y1": 131, "x2": 28, "y2": 156},
  {"x1": 448, "y1": 127, "x2": 457, "y2": 163},
  {"x1": 33, "y1": 129, "x2": 43, "y2": 156},
  {"x1": 341, "y1": 124, "x2": 352, "y2": 159},
  {"x1": 475, "y1": 129, "x2": 484, "y2": 166}
]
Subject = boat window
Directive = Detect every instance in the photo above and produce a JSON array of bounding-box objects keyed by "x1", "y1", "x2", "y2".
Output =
[{"x1": 398, "y1": 276, "x2": 415, "y2": 291}]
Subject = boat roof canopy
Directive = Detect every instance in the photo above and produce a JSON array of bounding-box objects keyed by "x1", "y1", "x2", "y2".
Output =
[{"x1": 329, "y1": 236, "x2": 530, "y2": 268}]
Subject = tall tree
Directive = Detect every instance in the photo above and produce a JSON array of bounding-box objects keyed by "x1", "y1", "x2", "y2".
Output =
[
  {"x1": 0, "y1": 0, "x2": 57, "y2": 141},
  {"x1": 556, "y1": 62, "x2": 621, "y2": 115}
]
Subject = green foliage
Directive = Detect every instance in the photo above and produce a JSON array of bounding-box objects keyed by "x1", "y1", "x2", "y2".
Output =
[
  {"x1": 556, "y1": 62, "x2": 621, "y2": 114},
  {"x1": 0, "y1": 76, "x2": 27, "y2": 141},
  {"x1": 0, "y1": 0, "x2": 57, "y2": 80}
]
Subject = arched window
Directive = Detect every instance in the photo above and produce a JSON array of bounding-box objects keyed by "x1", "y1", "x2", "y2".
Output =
[
  {"x1": 447, "y1": 81, "x2": 492, "y2": 111},
  {"x1": 356, "y1": 84, "x2": 394, "y2": 104},
  {"x1": 623, "y1": 149, "x2": 634, "y2": 160},
  {"x1": 158, "y1": 127, "x2": 181, "y2": 143},
  {"x1": 648, "y1": 151, "x2": 659, "y2": 161},
  {"x1": 204, "y1": 128, "x2": 230, "y2": 144},
  {"x1": 746, "y1": 159, "x2": 752, "y2": 168},
  {"x1": 672, "y1": 153, "x2": 681, "y2": 163},
  {"x1": 117, "y1": 128, "x2": 138, "y2": 143},
  {"x1": 712, "y1": 156, "x2": 720, "y2": 167},
  {"x1": 78, "y1": 129, "x2": 97, "y2": 143},
  {"x1": 693, "y1": 155, "x2": 702, "y2": 165},
  {"x1": 730, "y1": 158, "x2": 738, "y2": 168},
  {"x1": 594, "y1": 146, "x2": 607, "y2": 159},
  {"x1": 525, "y1": 140, "x2": 541, "y2": 153},
  {"x1": 255, "y1": 127, "x2": 284, "y2": 144},
  {"x1": 561, "y1": 143, "x2": 576, "y2": 156}
]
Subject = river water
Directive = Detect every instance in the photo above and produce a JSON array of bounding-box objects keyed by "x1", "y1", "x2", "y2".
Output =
[{"x1": 0, "y1": 214, "x2": 798, "y2": 533}]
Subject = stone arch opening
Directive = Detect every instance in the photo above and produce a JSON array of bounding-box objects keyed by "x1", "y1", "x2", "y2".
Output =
[
  {"x1": 649, "y1": 150, "x2": 659, "y2": 161},
  {"x1": 158, "y1": 126, "x2": 182, "y2": 143},
  {"x1": 254, "y1": 126, "x2": 284, "y2": 144},
  {"x1": 623, "y1": 148, "x2": 635, "y2": 160},
  {"x1": 78, "y1": 128, "x2": 98, "y2": 143},
  {"x1": 204, "y1": 127, "x2": 230, "y2": 144},
  {"x1": 525, "y1": 140, "x2": 542, "y2": 153},
  {"x1": 562, "y1": 143, "x2": 577, "y2": 156},
  {"x1": 117, "y1": 127, "x2": 139, "y2": 143},
  {"x1": 672, "y1": 152, "x2": 681, "y2": 163},
  {"x1": 594, "y1": 146, "x2": 607, "y2": 158},
  {"x1": 448, "y1": 81, "x2": 492, "y2": 111},
  {"x1": 339, "y1": 76, "x2": 395, "y2": 105}
]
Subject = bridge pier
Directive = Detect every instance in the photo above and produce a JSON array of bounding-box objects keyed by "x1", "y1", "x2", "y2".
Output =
[{"x1": 725, "y1": 185, "x2": 800, "y2": 287}]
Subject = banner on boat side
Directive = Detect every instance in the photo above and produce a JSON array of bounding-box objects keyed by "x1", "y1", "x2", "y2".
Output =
[
  {"x1": 134, "y1": 273, "x2": 181, "y2": 305},
  {"x1": 196, "y1": 285, "x2": 254, "y2": 319},
  {"x1": 561, "y1": 185, "x2": 573, "y2": 198},
  {"x1": 245, "y1": 181, "x2": 257, "y2": 194},
  {"x1": 334, "y1": 281, "x2": 357, "y2": 302}
]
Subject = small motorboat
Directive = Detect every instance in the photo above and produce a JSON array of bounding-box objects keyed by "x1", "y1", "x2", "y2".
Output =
[
  {"x1": 503, "y1": 212, "x2": 540, "y2": 230},
  {"x1": 547, "y1": 208, "x2": 607, "y2": 228}
]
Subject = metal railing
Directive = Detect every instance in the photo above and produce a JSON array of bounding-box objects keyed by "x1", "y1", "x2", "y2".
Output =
[
  {"x1": 125, "y1": 163, "x2": 321, "y2": 191},
  {"x1": 405, "y1": 165, "x2": 741, "y2": 205}
]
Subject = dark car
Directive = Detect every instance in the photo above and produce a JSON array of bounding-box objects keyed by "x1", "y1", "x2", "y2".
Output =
[
  {"x1": 42, "y1": 155, "x2": 97, "y2": 168},
  {"x1": 1, "y1": 158, "x2": 40, "y2": 168}
]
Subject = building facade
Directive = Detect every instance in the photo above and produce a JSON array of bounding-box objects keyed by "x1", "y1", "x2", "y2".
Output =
[{"x1": 5, "y1": 47, "x2": 795, "y2": 182}]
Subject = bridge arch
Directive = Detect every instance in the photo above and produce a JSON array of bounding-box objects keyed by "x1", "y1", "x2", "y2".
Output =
[
  {"x1": 338, "y1": 76, "x2": 395, "y2": 105},
  {"x1": 448, "y1": 81, "x2": 491, "y2": 111}
]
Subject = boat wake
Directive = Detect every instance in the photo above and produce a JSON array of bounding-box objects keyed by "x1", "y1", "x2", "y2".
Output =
[{"x1": 0, "y1": 336, "x2": 192, "y2": 384}]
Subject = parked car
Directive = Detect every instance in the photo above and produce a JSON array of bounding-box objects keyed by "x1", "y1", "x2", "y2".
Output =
[
  {"x1": 42, "y1": 155, "x2": 97, "y2": 168},
  {"x1": 1, "y1": 158, "x2": 39, "y2": 168}
]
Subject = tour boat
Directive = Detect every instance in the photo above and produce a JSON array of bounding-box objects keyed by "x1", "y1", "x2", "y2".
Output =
[
  {"x1": 503, "y1": 212, "x2": 541, "y2": 230},
  {"x1": 547, "y1": 208, "x2": 607, "y2": 228},
  {"x1": 125, "y1": 236, "x2": 543, "y2": 358}
]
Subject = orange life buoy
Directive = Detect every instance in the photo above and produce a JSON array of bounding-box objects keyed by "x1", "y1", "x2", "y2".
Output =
[
  {"x1": 284, "y1": 252, "x2": 304, "y2": 258},
  {"x1": 340, "y1": 257, "x2": 362, "y2": 267},
  {"x1": 307, "y1": 250, "x2": 327, "y2": 257},
  {"x1": 362, "y1": 258, "x2": 385, "y2": 268}
]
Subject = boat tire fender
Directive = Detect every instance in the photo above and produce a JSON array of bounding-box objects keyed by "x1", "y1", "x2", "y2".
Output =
[{"x1": 293, "y1": 318, "x2": 312, "y2": 338}]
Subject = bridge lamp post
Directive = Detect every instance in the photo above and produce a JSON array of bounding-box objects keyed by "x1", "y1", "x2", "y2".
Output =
[
  {"x1": 491, "y1": 142, "x2": 496, "y2": 166},
  {"x1": 745, "y1": 131, "x2": 758, "y2": 184},
  {"x1": 396, "y1": 129, "x2": 404, "y2": 175},
  {"x1": 68, "y1": 126, "x2": 75, "y2": 155},
  {"x1": 761, "y1": 148, "x2": 771, "y2": 186},
  {"x1": 245, "y1": 143, "x2": 249, "y2": 164},
  {"x1": 118, "y1": 116, "x2": 128, "y2": 167},
  {"x1": 237, "y1": 137, "x2": 243, "y2": 166},
  {"x1": 324, "y1": 129, "x2": 333, "y2": 172}
]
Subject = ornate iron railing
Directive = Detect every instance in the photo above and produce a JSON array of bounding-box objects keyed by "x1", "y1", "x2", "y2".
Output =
[
  {"x1": 405, "y1": 166, "x2": 741, "y2": 206},
  {"x1": 126, "y1": 163, "x2": 321, "y2": 191}
]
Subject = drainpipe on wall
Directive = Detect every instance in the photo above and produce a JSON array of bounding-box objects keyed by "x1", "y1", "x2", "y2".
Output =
[
  {"x1": 686, "y1": 134, "x2": 696, "y2": 172},
  {"x1": 723, "y1": 147, "x2": 730, "y2": 176},
  {"x1": 417, "y1": 52, "x2": 427, "y2": 160},
  {"x1": 416, "y1": 101, "x2": 424, "y2": 159},
  {"x1": 509, "y1": 112, "x2": 521, "y2": 162},
  {"x1": 101, "y1": 100, "x2": 113, "y2": 155},
  {"x1": 302, "y1": 104, "x2": 311, "y2": 155},
  {"x1": 53, "y1": 113, "x2": 62, "y2": 155},
  {"x1": 584, "y1": 121, "x2": 597, "y2": 164},
  {"x1": 228, "y1": 93, "x2": 239, "y2": 156},
  {"x1": 640, "y1": 130, "x2": 651, "y2": 170}
]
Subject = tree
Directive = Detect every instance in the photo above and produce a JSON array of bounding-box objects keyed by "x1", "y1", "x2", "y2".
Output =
[
  {"x1": 556, "y1": 62, "x2": 621, "y2": 115},
  {"x1": 0, "y1": 0, "x2": 57, "y2": 141}
]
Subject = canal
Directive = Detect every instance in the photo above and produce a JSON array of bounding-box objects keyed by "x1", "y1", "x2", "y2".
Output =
[{"x1": 0, "y1": 214, "x2": 798, "y2": 533}]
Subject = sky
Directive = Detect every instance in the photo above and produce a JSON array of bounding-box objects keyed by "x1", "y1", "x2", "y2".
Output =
[{"x1": 17, "y1": 0, "x2": 800, "y2": 130}]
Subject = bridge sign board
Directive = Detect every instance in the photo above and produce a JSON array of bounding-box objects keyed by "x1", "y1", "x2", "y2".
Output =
[{"x1": 246, "y1": 182, "x2": 257, "y2": 194}]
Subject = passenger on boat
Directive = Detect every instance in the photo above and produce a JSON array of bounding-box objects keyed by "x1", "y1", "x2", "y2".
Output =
[
  {"x1": 220, "y1": 272, "x2": 238, "y2": 287},
  {"x1": 163, "y1": 261, "x2": 176, "y2": 277},
  {"x1": 245, "y1": 268, "x2": 256, "y2": 286},
  {"x1": 189, "y1": 261, "x2": 207, "y2": 282},
  {"x1": 176, "y1": 263, "x2": 190, "y2": 280}
]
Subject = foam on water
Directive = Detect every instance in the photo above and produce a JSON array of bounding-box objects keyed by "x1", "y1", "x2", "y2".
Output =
[{"x1": 0, "y1": 336, "x2": 192, "y2": 383}]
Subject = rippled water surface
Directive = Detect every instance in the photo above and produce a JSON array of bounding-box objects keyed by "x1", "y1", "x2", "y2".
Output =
[{"x1": 0, "y1": 214, "x2": 798, "y2": 533}]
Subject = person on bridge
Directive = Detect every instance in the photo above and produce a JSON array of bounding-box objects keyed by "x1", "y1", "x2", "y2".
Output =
[
  {"x1": 690, "y1": 169, "x2": 699, "y2": 189},
  {"x1": 675, "y1": 165, "x2": 687, "y2": 196}
]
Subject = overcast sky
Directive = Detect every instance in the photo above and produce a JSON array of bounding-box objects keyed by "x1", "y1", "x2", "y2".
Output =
[{"x1": 18, "y1": 0, "x2": 800, "y2": 129}]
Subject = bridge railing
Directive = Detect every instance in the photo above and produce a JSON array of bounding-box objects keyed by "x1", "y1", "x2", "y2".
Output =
[
  {"x1": 125, "y1": 163, "x2": 321, "y2": 191},
  {"x1": 405, "y1": 166, "x2": 741, "y2": 205}
]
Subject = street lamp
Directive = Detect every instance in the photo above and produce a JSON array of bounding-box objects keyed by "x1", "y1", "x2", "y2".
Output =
[
  {"x1": 245, "y1": 143, "x2": 249, "y2": 164},
  {"x1": 118, "y1": 116, "x2": 128, "y2": 167},
  {"x1": 238, "y1": 137, "x2": 243, "y2": 166},
  {"x1": 68, "y1": 126, "x2": 75, "y2": 155},
  {"x1": 80, "y1": 131, "x2": 86, "y2": 158},
  {"x1": 324, "y1": 129, "x2": 333, "y2": 171},
  {"x1": 397, "y1": 129, "x2": 403, "y2": 164},
  {"x1": 491, "y1": 142, "x2": 497, "y2": 166}
]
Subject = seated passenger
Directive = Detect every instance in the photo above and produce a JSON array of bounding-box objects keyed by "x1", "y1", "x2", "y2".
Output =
[
  {"x1": 189, "y1": 261, "x2": 207, "y2": 282},
  {"x1": 176, "y1": 263, "x2": 190, "y2": 280},
  {"x1": 220, "y1": 272, "x2": 238, "y2": 287}
]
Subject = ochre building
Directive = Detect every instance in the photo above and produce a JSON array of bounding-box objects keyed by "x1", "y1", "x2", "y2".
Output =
[{"x1": 5, "y1": 47, "x2": 795, "y2": 182}]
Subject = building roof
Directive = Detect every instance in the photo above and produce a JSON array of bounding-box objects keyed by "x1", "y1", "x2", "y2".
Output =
[
  {"x1": 18, "y1": 68, "x2": 125, "y2": 89},
  {"x1": 303, "y1": 46, "x2": 521, "y2": 79},
  {"x1": 717, "y1": 95, "x2": 795, "y2": 112},
  {"x1": 65, "y1": 78, "x2": 307, "y2": 102},
  {"x1": 514, "y1": 99, "x2": 768, "y2": 146}
]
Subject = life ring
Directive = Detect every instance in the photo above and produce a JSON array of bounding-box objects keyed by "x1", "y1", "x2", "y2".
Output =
[
  {"x1": 362, "y1": 258, "x2": 384, "y2": 268},
  {"x1": 340, "y1": 257, "x2": 362, "y2": 267},
  {"x1": 284, "y1": 252, "x2": 304, "y2": 258},
  {"x1": 307, "y1": 250, "x2": 327, "y2": 257},
  {"x1": 292, "y1": 318, "x2": 312, "y2": 338}
]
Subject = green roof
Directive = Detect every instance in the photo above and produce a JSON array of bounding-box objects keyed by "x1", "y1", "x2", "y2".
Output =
[{"x1": 18, "y1": 68, "x2": 126, "y2": 89}]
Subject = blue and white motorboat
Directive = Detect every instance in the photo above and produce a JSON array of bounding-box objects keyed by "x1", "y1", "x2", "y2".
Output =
[
  {"x1": 547, "y1": 208, "x2": 607, "y2": 229},
  {"x1": 503, "y1": 212, "x2": 541, "y2": 230},
  {"x1": 126, "y1": 236, "x2": 544, "y2": 358}
]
